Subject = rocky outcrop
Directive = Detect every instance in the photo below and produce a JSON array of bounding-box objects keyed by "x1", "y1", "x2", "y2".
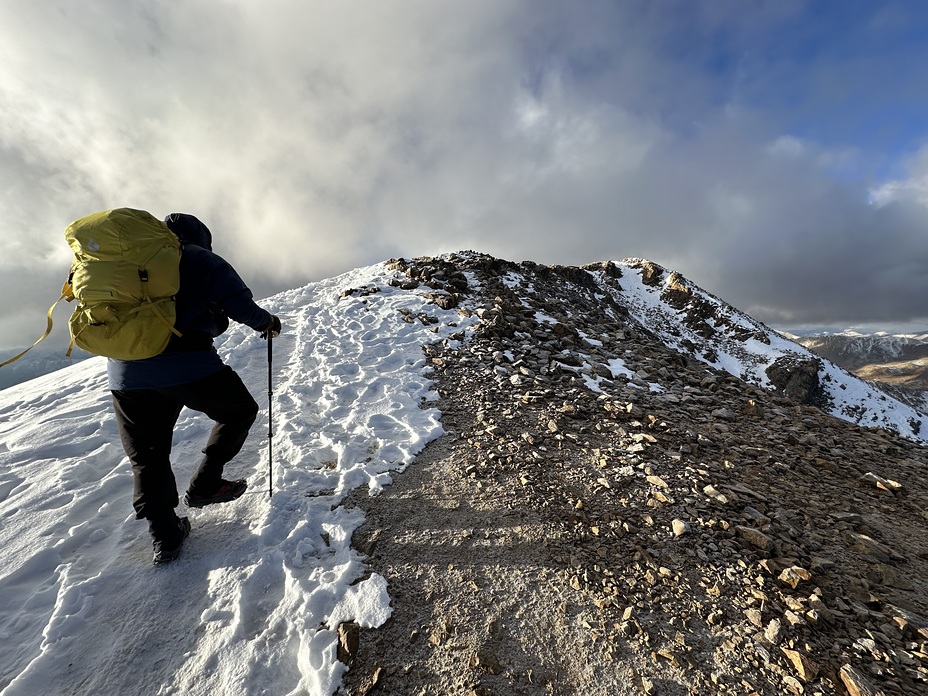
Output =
[{"x1": 765, "y1": 356, "x2": 825, "y2": 405}]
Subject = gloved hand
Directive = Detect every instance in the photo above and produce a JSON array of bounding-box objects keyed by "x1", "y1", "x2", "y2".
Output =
[{"x1": 261, "y1": 315, "x2": 281, "y2": 340}]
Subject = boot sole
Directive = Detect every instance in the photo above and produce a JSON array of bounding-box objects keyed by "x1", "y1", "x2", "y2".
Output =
[{"x1": 184, "y1": 482, "x2": 248, "y2": 508}]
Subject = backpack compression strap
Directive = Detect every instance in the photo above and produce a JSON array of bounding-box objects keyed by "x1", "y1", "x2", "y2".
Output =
[
  {"x1": 0, "y1": 293, "x2": 68, "y2": 368},
  {"x1": 137, "y1": 268, "x2": 183, "y2": 339}
]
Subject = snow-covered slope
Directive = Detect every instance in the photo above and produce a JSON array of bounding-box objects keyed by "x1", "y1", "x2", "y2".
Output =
[
  {"x1": 585, "y1": 259, "x2": 928, "y2": 440},
  {"x1": 0, "y1": 262, "x2": 477, "y2": 696},
  {"x1": 794, "y1": 331, "x2": 928, "y2": 403}
]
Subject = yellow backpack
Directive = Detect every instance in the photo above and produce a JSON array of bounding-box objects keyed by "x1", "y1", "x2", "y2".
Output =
[{"x1": 63, "y1": 208, "x2": 183, "y2": 360}]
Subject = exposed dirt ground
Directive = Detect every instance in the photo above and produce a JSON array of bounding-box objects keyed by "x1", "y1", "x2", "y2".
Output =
[{"x1": 341, "y1": 384, "x2": 647, "y2": 696}]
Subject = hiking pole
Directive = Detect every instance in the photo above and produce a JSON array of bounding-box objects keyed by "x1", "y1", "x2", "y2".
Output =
[{"x1": 268, "y1": 331, "x2": 274, "y2": 498}]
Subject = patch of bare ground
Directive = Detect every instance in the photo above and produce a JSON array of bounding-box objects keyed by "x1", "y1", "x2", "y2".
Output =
[{"x1": 341, "y1": 374, "x2": 672, "y2": 696}]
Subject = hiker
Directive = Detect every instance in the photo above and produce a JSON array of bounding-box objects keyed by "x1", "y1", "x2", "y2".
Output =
[{"x1": 109, "y1": 213, "x2": 281, "y2": 564}]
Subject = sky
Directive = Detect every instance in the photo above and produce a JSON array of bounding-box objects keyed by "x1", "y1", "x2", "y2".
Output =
[{"x1": 3, "y1": 0, "x2": 928, "y2": 352}]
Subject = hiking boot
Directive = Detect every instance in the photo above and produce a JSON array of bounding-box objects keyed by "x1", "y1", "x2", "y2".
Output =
[
  {"x1": 184, "y1": 479, "x2": 248, "y2": 508},
  {"x1": 150, "y1": 515, "x2": 191, "y2": 565}
]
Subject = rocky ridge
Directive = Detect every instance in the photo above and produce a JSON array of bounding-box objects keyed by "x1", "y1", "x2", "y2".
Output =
[{"x1": 338, "y1": 253, "x2": 928, "y2": 696}]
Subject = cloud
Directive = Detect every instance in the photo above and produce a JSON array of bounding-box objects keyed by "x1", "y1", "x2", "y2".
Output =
[
  {"x1": 1, "y1": 0, "x2": 928, "y2": 354},
  {"x1": 871, "y1": 146, "x2": 928, "y2": 208}
]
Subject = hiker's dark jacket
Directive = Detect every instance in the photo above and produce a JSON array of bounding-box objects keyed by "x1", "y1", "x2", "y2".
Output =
[{"x1": 107, "y1": 214, "x2": 272, "y2": 390}]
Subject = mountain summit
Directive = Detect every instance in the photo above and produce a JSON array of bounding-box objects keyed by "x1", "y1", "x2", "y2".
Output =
[{"x1": 1, "y1": 252, "x2": 926, "y2": 696}]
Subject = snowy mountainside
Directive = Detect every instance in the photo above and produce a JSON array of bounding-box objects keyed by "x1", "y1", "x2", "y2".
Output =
[
  {"x1": 795, "y1": 332, "x2": 928, "y2": 410},
  {"x1": 399, "y1": 251, "x2": 928, "y2": 442},
  {"x1": 0, "y1": 261, "x2": 479, "y2": 696},
  {"x1": 581, "y1": 258, "x2": 928, "y2": 440}
]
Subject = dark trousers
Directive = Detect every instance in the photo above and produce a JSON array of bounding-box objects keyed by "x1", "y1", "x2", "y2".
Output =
[{"x1": 112, "y1": 367, "x2": 259, "y2": 519}]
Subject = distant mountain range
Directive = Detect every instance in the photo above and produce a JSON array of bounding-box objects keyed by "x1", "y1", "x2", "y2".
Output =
[
  {"x1": 0, "y1": 345, "x2": 92, "y2": 391},
  {"x1": 793, "y1": 332, "x2": 928, "y2": 373}
]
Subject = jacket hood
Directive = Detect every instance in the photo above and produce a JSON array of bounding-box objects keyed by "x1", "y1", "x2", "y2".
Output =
[{"x1": 164, "y1": 213, "x2": 213, "y2": 251}]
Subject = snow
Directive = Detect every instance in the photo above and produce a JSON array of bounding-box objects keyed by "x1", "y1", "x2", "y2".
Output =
[
  {"x1": 579, "y1": 330, "x2": 604, "y2": 347},
  {"x1": 500, "y1": 271, "x2": 524, "y2": 289},
  {"x1": 0, "y1": 262, "x2": 477, "y2": 696},
  {"x1": 594, "y1": 260, "x2": 928, "y2": 440}
]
